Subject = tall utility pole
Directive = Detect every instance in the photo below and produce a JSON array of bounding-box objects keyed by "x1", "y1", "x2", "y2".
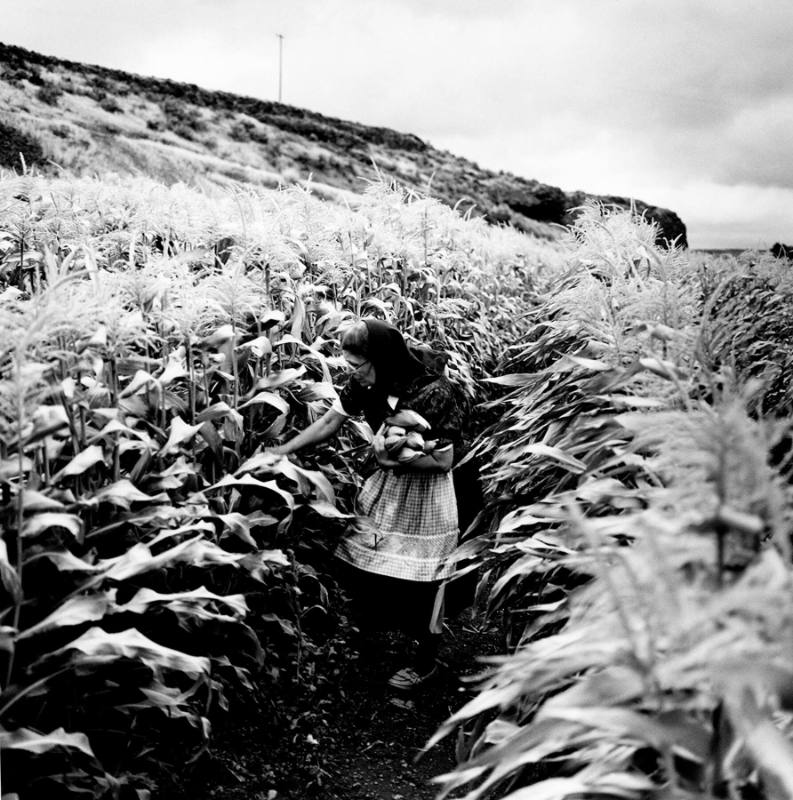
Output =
[{"x1": 277, "y1": 33, "x2": 284, "y2": 102}]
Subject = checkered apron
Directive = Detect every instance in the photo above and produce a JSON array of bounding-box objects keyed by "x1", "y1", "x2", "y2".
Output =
[{"x1": 335, "y1": 468, "x2": 459, "y2": 582}]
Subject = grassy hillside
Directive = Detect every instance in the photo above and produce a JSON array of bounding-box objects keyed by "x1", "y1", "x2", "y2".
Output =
[{"x1": 0, "y1": 41, "x2": 687, "y2": 246}]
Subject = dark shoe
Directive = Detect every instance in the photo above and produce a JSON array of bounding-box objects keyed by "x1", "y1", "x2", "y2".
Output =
[
  {"x1": 388, "y1": 695, "x2": 416, "y2": 709},
  {"x1": 387, "y1": 664, "x2": 438, "y2": 690}
]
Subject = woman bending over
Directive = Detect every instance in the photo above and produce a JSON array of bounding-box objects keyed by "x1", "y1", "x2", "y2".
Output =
[{"x1": 271, "y1": 318, "x2": 466, "y2": 689}]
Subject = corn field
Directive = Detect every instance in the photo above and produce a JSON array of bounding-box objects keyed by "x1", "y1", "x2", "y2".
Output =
[{"x1": 1, "y1": 170, "x2": 792, "y2": 800}]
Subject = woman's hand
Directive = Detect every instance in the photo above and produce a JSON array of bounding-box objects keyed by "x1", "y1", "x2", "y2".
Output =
[
  {"x1": 372, "y1": 431, "x2": 400, "y2": 469},
  {"x1": 398, "y1": 443, "x2": 454, "y2": 473},
  {"x1": 264, "y1": 408, "x2": 346, "y2": 459}
]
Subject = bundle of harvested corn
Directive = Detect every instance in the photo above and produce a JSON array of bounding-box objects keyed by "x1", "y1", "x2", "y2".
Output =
[{"x1": 382, "y1": 409, "x2": 439, "y2": 463}]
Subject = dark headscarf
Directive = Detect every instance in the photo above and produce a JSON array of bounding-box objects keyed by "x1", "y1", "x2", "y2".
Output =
[
  {"x1": 342, "y1": 319, "x2": 429, "y2": 431},
  {"x1": 363, "y1": 319, "x2": 426, "y2": 394}
]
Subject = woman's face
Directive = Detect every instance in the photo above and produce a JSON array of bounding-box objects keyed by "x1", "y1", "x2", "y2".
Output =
[{"x1": 343, "y1": 349, "x2": 376, "y2": 388}]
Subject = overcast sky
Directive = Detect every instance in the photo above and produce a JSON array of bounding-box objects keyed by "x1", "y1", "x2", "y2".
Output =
[{"x1": 4, "y1": 0, "x2": 793, "y2": 249}]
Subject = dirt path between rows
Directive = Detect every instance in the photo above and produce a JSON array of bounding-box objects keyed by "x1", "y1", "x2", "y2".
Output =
[{"x1": 163, "y1": 610, "x2": 504, "y2": 800}]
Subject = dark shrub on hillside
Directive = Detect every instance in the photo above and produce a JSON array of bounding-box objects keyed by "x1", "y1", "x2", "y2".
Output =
[
  {"x1": 642, "y1": 206, "x2": 688, "y2": 248},
  {"x1": 528, "y1": 184, "x2": 568, "y2": 221},
  {"x1": 171, "y1": 122, "x2": 197, "y2": 141},
  {"x1": 771, "y1": 242, "x2": 793, "y2": 261},
  {"x1": 2, "y1": 69, "x2": 23, "y2": 87},
  {"x1": 37, "y1": 83, "x2": 63, "y2": 105},
  {"x1": 229, "y1": 120, "x2": 252, "y2": 142},
  {"x1": 488, "y1": 203, "x2": 515, "y2": 226},
  {"x1": 491, "y1": 180, "x2": 567, "y2": 223},
  {"x1": 87, "y1": 86, "x2": 107, "y2": 102},
  {"x1": 250, "y1": 127, "x2": 270, "y2": 146},
  {"x1": 158, "y1": 98, "x2": 208, "y2": 139},
  {"x1": 230, "y1": 119, "x2": 272, "y2": 145},
  {"x1": 99, "y1": 96, "x2": 122, "y2": 114},
  {"x1": 90, "y1": 75, "x2": 114, "y2": 94},
  {"x1": 0, "y1": 121, "x2": 47, "y2": 170}
]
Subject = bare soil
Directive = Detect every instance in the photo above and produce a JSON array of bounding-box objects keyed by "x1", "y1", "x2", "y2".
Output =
[{"x1": 162, "y1": 610, "x2": 504, "y2": 800}]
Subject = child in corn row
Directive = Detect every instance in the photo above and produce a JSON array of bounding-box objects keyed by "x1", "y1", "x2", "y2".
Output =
[{"x1": 271, "y1": 318, "x2": 466, "y2": 690}]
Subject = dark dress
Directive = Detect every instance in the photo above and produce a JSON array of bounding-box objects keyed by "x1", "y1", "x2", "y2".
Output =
[{"x1": 333, "y1": 364, "x2": 467, "y2": 636}]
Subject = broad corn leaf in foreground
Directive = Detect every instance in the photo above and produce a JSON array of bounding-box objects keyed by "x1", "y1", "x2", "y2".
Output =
[
  {"x1": 0, "y1": 540, "x2": 21, "y2": 601},
  {"x1": 0, "y1": 726, "x2": 95, "y2": 757},
  {"x1": 116, "y1": 586, "x2": 248, "y2": 618},
  {"x1": 205, "y1": 474, "x2": 296, "y2": 508},
  {"x1": 18, "y1": 592, "x2": 118, "y2": 639},
  {"x1": 17, "y1": 489, "x2": 64, "y2": 512},
  {"x1": 517, "y1": 443, "x2": 587, "y2": 473},
  {"x1": 101, "y1": 536, "x2": 245, "y2": 581},
  {"x1": 254, "y1": 365, "x2": 306, "y2": 389},
  {"x1": 51, "y1": 445, "x2": 105, "y2": 482},
  {"x1": 81, "y1": 479, "x2": 161, "y2": 509},
  {"x1": 41, "y1": 627, "x2": 211, "y2": 677},
  {"x1": 239, "y1": 390, "x2": 290, "y2": 414},
  {"x1": 21, "y1": 513, "x2": 84, "y2": 541},
  {"x1": 159, "y1": 416, "x2": 203, "y2": 454}
]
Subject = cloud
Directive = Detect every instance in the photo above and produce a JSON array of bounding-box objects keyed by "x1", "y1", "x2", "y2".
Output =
[
  {"x1": 713, "y1": 96, "x2": 793, "y2": 188},
  {"x1": 666, "y1": 182, "x2": 793, "y2": 249}
]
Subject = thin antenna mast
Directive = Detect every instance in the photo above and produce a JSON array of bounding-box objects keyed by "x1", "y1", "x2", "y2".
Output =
[{"x1": 277, "y1": 33, "x2": 284, "y2": 102}]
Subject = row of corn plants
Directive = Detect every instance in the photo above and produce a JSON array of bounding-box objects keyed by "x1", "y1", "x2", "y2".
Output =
[
  {"x1": 0, "y1": 171, "x2": 564, "y2": 797},
  {"x1": 431, "y1": 205, "x2": 793, "y2": 799}
]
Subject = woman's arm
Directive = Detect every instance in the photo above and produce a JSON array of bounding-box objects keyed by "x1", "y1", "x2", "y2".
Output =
[
  {"x1": 403, "y1": 444, "x2": 453, "y2": 473},
  {"x1": 372, "y1": 432, "x2": 453, "y2": 473},
  {"x1": 271, "y1": 407, "x2": 348, "y2": 455}
]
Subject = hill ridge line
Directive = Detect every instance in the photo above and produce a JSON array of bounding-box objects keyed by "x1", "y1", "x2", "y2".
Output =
[{"x1": 0, "y1": 40, "x2": 687, "y2": 246}]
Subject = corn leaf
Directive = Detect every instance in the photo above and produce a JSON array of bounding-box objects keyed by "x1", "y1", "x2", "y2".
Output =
[
  {"x1": 42, "y1": 627, "x2": 211, "y2": 677},
  {"x1": 238, "y1": 550, "x2": 290, "y2": 580},
  {"x1": 238, "y1": 391, "x2": 290, "y2": 414},
  {"x1": 237, "y1": 335, "x2": 272, "y2": 358},
  {"x1": 0, "y1": 539, "x2": 21, "y2": 601},
  {"x1": 159, "y1": 416, "x2": 203, "y2": 455},
  {"x1": 196, "y1": 402, "x2": 243, "y2": 426},
  {"x1": 22, "y1": 512, "x2": 84, "y2": 541},
  {"x1": 518, "y1": 443, "x2": 587, "y2": 473},
  {"x1": 18, "y1": 489, "x2": 64, "y2": 512},
  {"x1": 25, "y1": 550, "x2": 102, "y2": 573},
  {"x1": 0, "y1": 726, "x2": 94, "y2": 757},
  {"x1": 51, "y1": 445, "x2": 105, "y2": 482},
  {"x1": 117, "y1": 586, "x2": 248, "y2": 618},
  {"x1": 254, "y1": 366, "x2": 306, "y2": 390},
  {"x1": 118, "y1": 369, "x2": 155, "y2": 398},
  {"x1": 101, "y1": 536, "x2": 240, "y2": 581},
  {"x1": 217, "y1": 511, "x2": 277, "y2": 547},
  {"x1": 18, "y1": 592, "x2": 118, "y2": 639},
  {"x1": 81, "y1": 479, "x2": 160, "y2": 509},
  {"x1": 205, "y1": 474, "x2": 296, "y2": 508},
  {"x1": 269, "y1": 459, "x2": 336, "y2": 503},
  {"x1": 484, "y1": 373, "x2": 537, "y2": 387},
  {"x1": 498, "y1": 777, "x2": 589, "y2": 800},
  {"x1": 0, "y1": 456, "x2": 33, "y2": 482},
  {"x1": 308, "y1": 500, "x2": 351, "y2": 519}
]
